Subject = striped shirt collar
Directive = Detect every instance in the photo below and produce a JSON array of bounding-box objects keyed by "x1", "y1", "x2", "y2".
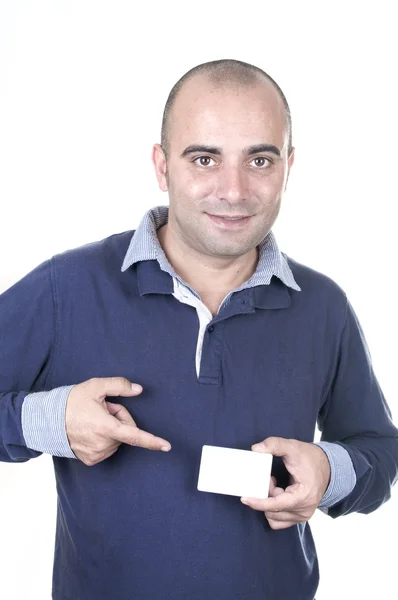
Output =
[{"x1": 121, "y1": 205, "x2": 301, "y2": 292}]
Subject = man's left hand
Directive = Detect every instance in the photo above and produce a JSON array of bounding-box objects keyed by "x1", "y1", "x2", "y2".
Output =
[{"x1": 240, "y1": 437, "x2": 331, "y2": 530}]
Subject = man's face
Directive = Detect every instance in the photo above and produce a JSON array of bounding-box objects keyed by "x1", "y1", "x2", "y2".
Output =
[{"x1": 153, "y1": 76, "x2": 295, "y2": 259}]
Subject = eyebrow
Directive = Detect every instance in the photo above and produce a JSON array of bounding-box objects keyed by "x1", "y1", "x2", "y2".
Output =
[{"x1": 180, "y1": 144, "x2": 281, "y2": 158}]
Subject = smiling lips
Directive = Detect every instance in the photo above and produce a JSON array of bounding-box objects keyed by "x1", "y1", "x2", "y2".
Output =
[
  {"x1": 213, "y1": 216, "x2": 246, "y2": 220},
  {"x1": 207, "y1": 214, "x2": 252, "y2": 227}
]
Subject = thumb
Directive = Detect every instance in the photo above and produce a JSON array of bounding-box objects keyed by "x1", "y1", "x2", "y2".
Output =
[
  {"x1": 252, "y1": 436, "x2": 292, "y2": 456},
  {"x1": 90, "y1": 377, "x2": 143, "y2": 401}
]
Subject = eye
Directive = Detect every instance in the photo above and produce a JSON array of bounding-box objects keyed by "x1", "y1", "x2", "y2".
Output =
[
  {"x1": 193, "y1": 156, "x2": 216, "y2": 167},
  {"x1": 250, "y1": 157, "x2": 272, "y2": 169}
]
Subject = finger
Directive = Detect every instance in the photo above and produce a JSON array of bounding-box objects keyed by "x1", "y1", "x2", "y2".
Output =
[
  {"x1": 241, "y1": 488, "x2": 299, "y2": 512},
  {"x1": 106, "y1": 402, "x2": 137, "y2": 425},
  {"x1": 110, "y1": 422, "x2": 171, "y2": 452},
  {"x1": 264, "y1": 511, "x2": 300, "y2": 523},
  {"x1": 98, "y1": 445, "x2": 120, "y2": 462},
  {"x1": 267, "y1": 518, "x2": 297, "y2": 530},
  {"x1": 269, "y1": 485, "x2": 285, "y2": 498},
  {"x1": 89, "y1": 377, "x2": 143, "y2": 400},
  {"x1": 90, "y1": 439, "x2": 120, "y2": 458},
  {"x1": 268, "y1": 477, "x2": 285, "y2": 497},
  {"x1": 89, "y1": 445, "x2": 120, "y2": 466},
  {"x1": 79, "y1": 441, "x2": 120, "y2": 466}
]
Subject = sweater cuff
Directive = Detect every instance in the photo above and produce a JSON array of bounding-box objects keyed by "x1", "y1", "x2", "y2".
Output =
[
  {"x1": 314, "y1": 441, "x2": 357, "y2": 510},
  {"x1": 21, "y1": 386, "x2": 77, "y2": 458}
]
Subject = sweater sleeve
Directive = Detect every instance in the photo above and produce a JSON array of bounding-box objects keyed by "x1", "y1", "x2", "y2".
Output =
[
  {"x1": 317, "y1": 298, "x2": 398, "y2": 517},
  {"x1": 0, "y1": 259, "x2": 62, "y2": 462}
]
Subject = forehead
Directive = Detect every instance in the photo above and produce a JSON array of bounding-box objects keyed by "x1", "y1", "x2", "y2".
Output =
[{"x1": 168, "y1": 75, "x2": 287, "y2": 150}]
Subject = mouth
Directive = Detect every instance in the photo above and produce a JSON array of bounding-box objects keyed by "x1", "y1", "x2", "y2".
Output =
[{"x1": 206, "y1": 213, "x2": 252, "y2": 228}]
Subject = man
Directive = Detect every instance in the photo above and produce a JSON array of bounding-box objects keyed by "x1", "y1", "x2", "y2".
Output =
[{"x1": 0, "y1": 59, "x2": 397, "y2": 600}]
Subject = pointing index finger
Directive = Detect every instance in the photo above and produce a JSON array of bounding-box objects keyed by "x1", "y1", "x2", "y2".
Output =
[{"x1": 111, "y1": 421, "x2": 171, "y2": 452}]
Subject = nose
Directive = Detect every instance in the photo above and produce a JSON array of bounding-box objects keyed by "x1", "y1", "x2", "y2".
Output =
[{"x1": 215, "y1": 164, "x2": 249, "y2": 204}]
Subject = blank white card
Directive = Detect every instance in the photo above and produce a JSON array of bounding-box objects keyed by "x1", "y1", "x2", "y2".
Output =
[{"x1": 197, "y1": 445, "x2": 273, "y2": 499}]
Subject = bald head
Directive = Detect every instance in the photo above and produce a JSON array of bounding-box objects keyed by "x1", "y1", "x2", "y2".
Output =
[{"x1": 160, "y1": 59, "x2": 292, "y2": 159}]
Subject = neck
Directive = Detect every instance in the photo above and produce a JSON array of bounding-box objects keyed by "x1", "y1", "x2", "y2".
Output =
[{"x1": 157, "y1": 223, "x2": 259, "y2": 297}]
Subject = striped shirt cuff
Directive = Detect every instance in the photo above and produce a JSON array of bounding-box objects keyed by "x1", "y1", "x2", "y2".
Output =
[
  {"x1": 315, "y1": 441, "x2": 356, "y2": 511},
  {"x1": 21, "y1": 386, "x2": 77, "y2": 458}
]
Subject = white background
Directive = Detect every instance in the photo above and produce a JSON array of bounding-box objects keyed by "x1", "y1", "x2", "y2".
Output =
[{"x1": 0, "y1": 1, "x2": 397, "y2": 598}]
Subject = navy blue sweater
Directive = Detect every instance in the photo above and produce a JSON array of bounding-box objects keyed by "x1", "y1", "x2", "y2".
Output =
[{"x1": 1, "y1": 230, "x2": 397, "y2": 600}]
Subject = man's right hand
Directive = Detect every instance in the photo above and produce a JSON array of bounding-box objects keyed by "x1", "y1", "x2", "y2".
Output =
[{"x1": 65, "y1": 377, "x2": 171, "y2": 466}]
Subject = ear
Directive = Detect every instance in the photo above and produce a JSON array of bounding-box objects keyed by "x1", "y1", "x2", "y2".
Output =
[
  {"x1": 152, "y1": 144, "x2": 168, "y2": 192},
  {"x1": 284, "y1": 147, "x2": 295, "y2": 190}
]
